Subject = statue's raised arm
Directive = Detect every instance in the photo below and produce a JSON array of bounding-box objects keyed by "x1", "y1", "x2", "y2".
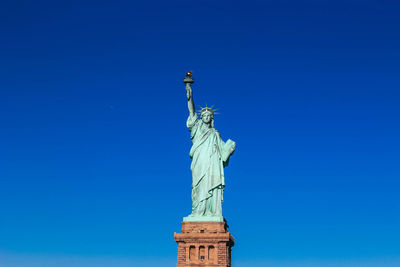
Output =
[{"x1": 184, "y1": 71, "x2": 196, "y2": 118}]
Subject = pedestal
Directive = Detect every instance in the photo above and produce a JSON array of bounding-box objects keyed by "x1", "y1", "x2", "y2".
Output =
[{"x1": 174, "y1": 221, "x2": 235, "y2": 267}]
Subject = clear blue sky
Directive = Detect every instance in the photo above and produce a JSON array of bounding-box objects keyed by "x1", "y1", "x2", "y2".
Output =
[{"x1": 1, "y1": 1, "x2": 399, "y2": 266}]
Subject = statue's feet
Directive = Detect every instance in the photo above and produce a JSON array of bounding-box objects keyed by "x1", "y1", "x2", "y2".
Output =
[{"x1": 183, "y1": 214, "x2": 224, "y2": 222}]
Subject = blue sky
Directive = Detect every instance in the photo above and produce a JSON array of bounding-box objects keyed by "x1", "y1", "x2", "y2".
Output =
[{"x1": 0, "y1": 0, "x2": 399, "y2": 266}]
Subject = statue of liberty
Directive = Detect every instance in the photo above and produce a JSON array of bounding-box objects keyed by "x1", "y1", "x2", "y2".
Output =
[{"x1": 183, "y1": 72, "x2": 236, "y2": 222}]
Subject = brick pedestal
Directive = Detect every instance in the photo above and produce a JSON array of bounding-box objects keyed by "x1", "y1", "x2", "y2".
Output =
[{"x1": 174, "y1": 221, "x2": 234, "y2": 267}]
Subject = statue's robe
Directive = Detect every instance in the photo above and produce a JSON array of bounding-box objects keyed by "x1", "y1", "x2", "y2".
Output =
[{"x1": 187, "y1": 115, "x2": 234, "y2": 217}]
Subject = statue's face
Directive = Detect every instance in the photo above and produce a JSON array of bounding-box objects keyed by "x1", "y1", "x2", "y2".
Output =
[{"x1": 201, "y1": 113, "x2": 212, "y2": 124}]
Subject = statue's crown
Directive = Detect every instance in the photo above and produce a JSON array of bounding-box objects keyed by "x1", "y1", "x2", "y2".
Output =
[
  {"x1": 201, "y1": 107, "x2": 214, "y2": 115},
  {"x1": 197, "y1": 105, "x2": 219, "y2": 116}
]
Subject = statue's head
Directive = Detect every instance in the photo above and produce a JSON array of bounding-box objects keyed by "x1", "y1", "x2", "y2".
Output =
[{"x1": 200, "y1": 107, "x2": 215, "y2": 126}]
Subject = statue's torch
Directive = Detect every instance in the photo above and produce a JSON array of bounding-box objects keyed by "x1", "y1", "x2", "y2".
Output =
[
  {"x1": 183, "y1": 71, "x2": 194, "y2": 84},
  {"x1": 184, "y1": 71, "x2": 194, "y2": 100}
]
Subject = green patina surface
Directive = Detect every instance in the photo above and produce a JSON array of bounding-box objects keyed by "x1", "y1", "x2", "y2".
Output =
[{"x1": 182, "y1": 73, "x2": 236, "y2": 222}]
